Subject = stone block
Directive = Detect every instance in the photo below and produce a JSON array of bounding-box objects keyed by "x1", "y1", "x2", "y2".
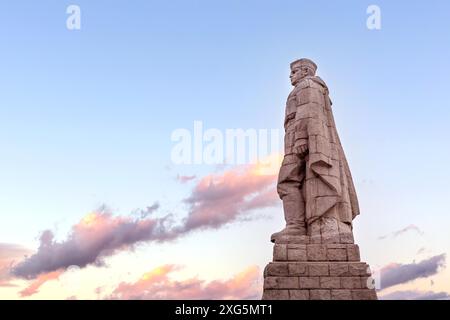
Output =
[
  {"x1": 340, "y1": 233, "x2": 354, "y2": 244},
  {"x1": 321, "y1": 217, "x2": 341, "y2": 243},
  {"x1": 347, "y1": 245, "x2": 360, "y2": 261},
  {"x1": 310, "y1": 235, "x2": 322, "y2": 244},
  {"x1": 361, "y1": 277, "x2": 376, "y2": 290},
  {"x1": 309, "y1": 264, "x2": 329, "y2": 276},
  {"x1": 287, "y1": 244, "x2": 307, "y2": 250},
  {"x1": 288, "y1": 248, "x2": 307, "y2": 261},
  {"x1": 308, "y1": 222, "x2": 322, "y2": 244},
  {"x1": 307, "y1": 245, "x2": 327, "y2": 261},
  {"x1": 264, "y1": 277, "x2": 277, "y2": 289},
  {"x1": 327, "y1": 248, "x2": 347, "y2": 261},
  {"x1": 289, "y1": 290, "x2": 310, "y2": 300},
  {"x1": 273, "y1": 235, "x2": 310, "y2": 244},
  {"x1": 341, "y1": 277, "x2": 362, "y2": 289},
  {"x1": 337, "y1": 221, "x2": 354, "y2": 244},
  {"x1": 288, "y1": 263, "x2": 308, "y2": 276},
  {"x1": 351, "y1": 289, "x2": 378, "y2": 300},
  {"x1": 273, "y1": 244, "x2": 287, "y2": 261},
  {"x1": 326, "y1": 244, "x2": 348, "y2": 249},
  {"x1": 310, "y1": 289, "x2": 331, "y2": 300},
  {"x1": 265, "y1": 263, "x2": 288, "y2": 276},
  {"x1": 331, "y1": 289, "x2": 352, "y2": 300},
  {"x1": 264, "y1": 276, "x2": 299, "y2": 289},
  {"x1": 329, "y1": 263, "x2": 349, "y2": 276},
  {"x1": 348, "y1": 263, "x2": 370, "y2": 276},
  {"x1": 262, "y1": 290, "x2": 289, "y2": 300},
  {"x1": 320, "y1": 277, "x2": 341, "y2": 289},
  {"x1": 299, "y1": 277, "x2": 320, "y2": 289}
]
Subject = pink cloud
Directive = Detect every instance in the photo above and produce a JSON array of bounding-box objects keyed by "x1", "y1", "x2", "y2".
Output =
[
  {"x1": 380, "y1": 289, "x2": 450, "y2": 300},
  {"x1": 109, "y1": 265, "x2": 261, "y2": 300},
  {"x1": 0, "y1": 243, "x2": 32, "y2": 287},
  {"x1": 12, "y1": 207, "x2": 177, "y2": 279},
  {"x1": 379, "y1": 254, "x2": 446, "y2": 289},
  {"x1": 12, "y1": 161, "x2": 278, "y2": 279},
  {"x1": 183, "y1": 164, "x2": 278, "y2": 230},
  {"x1": 19, "y1": 270, "x2": 63, "y2": 297},
  {"x1": 176, "y1": 174, "x2": 197, "y2": 184}
]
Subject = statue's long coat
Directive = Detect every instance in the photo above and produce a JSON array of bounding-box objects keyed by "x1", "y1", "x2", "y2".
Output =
[{"x1": 283, "y1": 76, "x2": 359, "y2": 225}]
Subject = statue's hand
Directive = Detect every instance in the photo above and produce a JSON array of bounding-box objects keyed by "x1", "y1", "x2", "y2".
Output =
[{"x1": 295, "y1": 144, "x2": 308, "y2": 157}]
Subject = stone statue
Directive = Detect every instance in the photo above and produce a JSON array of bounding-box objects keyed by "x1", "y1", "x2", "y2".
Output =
[
  {"x1": 271, "y1": 58, "x2": 359, "y2": 245},
  {"x1": 262, "y1": 59, "x2": 377, "y2": 300}
]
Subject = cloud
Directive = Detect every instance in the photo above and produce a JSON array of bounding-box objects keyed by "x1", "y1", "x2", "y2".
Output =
[
  {"x1": 176, "y1": 174, "x2": 197, "y2": 184},
  {"x1": 11, "y1": 207, "x2": 177, "y2": 279},
  {"x1": 19, "y1": 270, "x2": 63, "y2": 297},
  {"x1": 416, "y1": 247, "x2": 428, "y2": 255},
  {"x1": 132, "y1": 202, "x2": 160, "y2": 218},
  {"x1": 0, "y1": 282, "x2": 17, "y2": 288},
  {"x1": 378, "y1": 224, "x2": 424, "y2": 240},
  {"x1": 108, "y1": 265, "x2": 261, "y2": 300},
  {"x1": 380, "y1": 254, "x2": 446, "y2": 289},
  {"x1": 182, "y1": 163, "x2": 278, "y2": 230},
  {"x1": 12, "y1": 161, "x2": 278, "y2": 279},
  {"x1": 380, "y1": 290, "x2": 450, "y2": 300},
  {"x1": 0, "y1": 243, "x2": 32, "y2": 287}
]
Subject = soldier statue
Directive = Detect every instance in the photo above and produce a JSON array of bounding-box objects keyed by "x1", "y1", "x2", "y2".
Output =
[{"x1": 272, "y1": 58, "x2": 360, "y2": 244}]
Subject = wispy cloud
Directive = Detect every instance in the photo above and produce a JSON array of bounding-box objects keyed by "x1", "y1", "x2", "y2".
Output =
[
  {"x1": 182, "y1": 163, "x2": 278, "y2": 230},
  {"x1": 132, "y1": 202, "x2": 160, "y2": 218},
  {"x1": 379, "y1": 254, "x2": 446, "y2": 289},
  {"x1": 11, "y1": 207, "x2": 176, "y2": 279},
  {"x1": 416, "y1": 247, "x2": 428, "y2": 255},
  {"x1": 11, "y1": 161, "x2": 278, "y2": 280},
  {"x1": 378, "y1": 224, "x2": 424, "y2": 240},
  {"x1": 380, "y1": 289, "x2": 450, "y2": 300},
  {"x1": 0, "y1": 243, "x2": 32, "y2": 287},
  {"x1": 19, "y1": 270, "x2": 63, "y2": 297},
  {"x1": 108, "y1": 265, "x2": 261, "y2": 300},
  {"x1": 176, "y1": 174, "x2": 196, "y2": 184}
]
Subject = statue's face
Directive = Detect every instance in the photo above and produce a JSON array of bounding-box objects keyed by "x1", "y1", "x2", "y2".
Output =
[
  {"x1": 290, "y1": 67, "x2": 302, "y2": 86},
  {"x1": 290, "y1": 66, "x2": 311, "y2": 86}
]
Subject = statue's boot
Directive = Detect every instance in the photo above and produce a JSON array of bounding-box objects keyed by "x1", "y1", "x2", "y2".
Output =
[{"x1": 271, "y1": 196, "x2": 306, "y2": 242}]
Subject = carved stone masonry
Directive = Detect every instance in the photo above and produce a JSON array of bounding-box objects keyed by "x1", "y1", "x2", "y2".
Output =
[
  {"x1": 262, "y1": 236, "x2": 377, "y2": 300},
  {"x1": 262, "y1": 59, "x2": 377, "y2": 300}
]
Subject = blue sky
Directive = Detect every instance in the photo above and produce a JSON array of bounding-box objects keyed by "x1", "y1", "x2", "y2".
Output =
[{"x1": 1, "y1": 0, "x2": 449, "y2": 299}]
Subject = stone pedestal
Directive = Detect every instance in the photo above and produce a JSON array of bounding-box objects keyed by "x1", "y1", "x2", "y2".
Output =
[{"x1": 262, "y1": 237, "x2": 377, "y2": 300}]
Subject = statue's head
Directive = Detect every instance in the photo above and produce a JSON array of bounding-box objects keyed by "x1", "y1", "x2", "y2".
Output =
[{"x1": 290, "y1": 58, "x2": 317, "y2": 86}]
